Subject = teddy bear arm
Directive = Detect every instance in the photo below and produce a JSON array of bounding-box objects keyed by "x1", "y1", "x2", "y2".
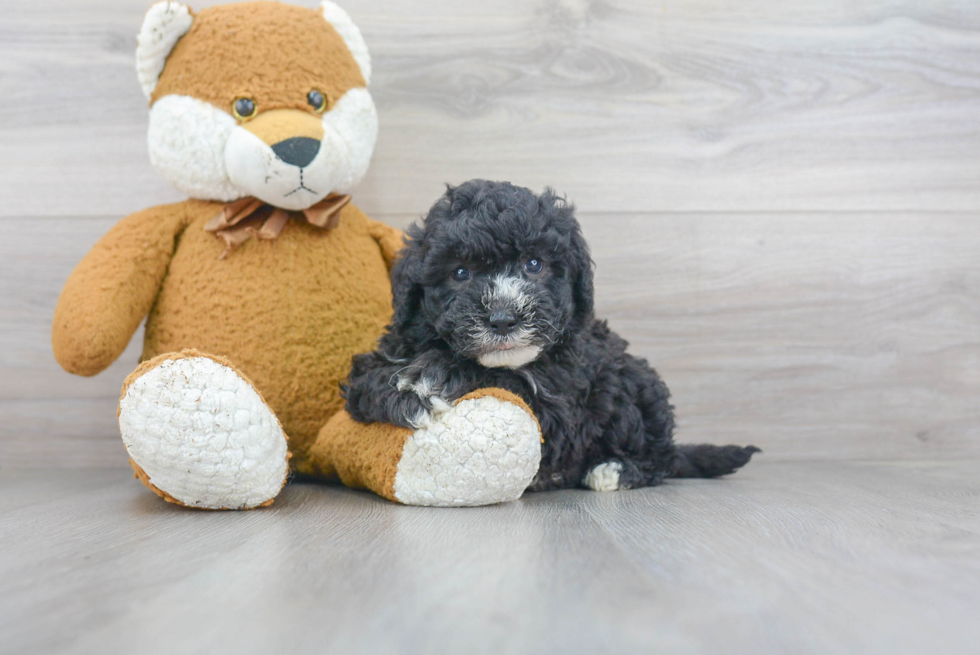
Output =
[
  {"x1": 52, "y1": 203, "x2": 192, "y2": 376},
  {"x1": 364, "y1": 217, "x2": 405, "y2": 270},
  {"x1": 309, "y1": 388, "x2": 543, "y2": 506}
]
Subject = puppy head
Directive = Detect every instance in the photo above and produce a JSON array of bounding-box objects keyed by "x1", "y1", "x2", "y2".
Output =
[
  {"x1": 391, "y1": 180, "x2": 594, "y2": 369},
  {"x1": 137, "y1": 1, "x2": 377, "y2": 210}
]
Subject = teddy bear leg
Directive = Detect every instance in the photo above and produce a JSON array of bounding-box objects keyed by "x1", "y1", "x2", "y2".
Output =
[
  {"x1": 117, "y1": 350, "x2": 290, "y2": 510},
  {"x1": 309, "y1": 388, "x2": 542, "y2": 507}
]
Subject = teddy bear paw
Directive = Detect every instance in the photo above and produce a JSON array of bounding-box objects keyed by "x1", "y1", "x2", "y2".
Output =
[
  {"x1": 118, "y1": 353, "x2": 289, "y2": 510},
  {"x1": 392, "y1": 393, "x2": 542, "y2": 507}
]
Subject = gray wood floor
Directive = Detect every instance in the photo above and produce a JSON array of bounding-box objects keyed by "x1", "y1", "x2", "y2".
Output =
[{"x1": 2, "y1": 460, "x2": 979, "y2": 654}]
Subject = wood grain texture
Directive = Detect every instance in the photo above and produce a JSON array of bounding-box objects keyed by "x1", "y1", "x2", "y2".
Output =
[
  {"x1": 2, "y1": 0, "x2": 980, "y2": 216},
  {"x1": 2, "y1": 0, "x2": 980, "y2": 466},
  {"x1": 584, "y1": 212, "x2": 980, "y2": 460},
  {"x1": 3, "y1": 212, "x2": 978, "y2": 466},
  {"x1": 1, "y1": 460, "x2": 979, "y2": 654}
]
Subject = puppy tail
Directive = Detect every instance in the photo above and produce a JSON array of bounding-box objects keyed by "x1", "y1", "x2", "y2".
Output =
[{"x1": 669, "y1": 444, "x2": 761, "y2": 479}]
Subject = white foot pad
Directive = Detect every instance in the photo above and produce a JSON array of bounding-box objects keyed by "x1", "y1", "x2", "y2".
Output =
[
  {"x1": 393, "y1": 395, "x2": 542, "y2": 507},
  {"x1": 584, "y1": 461, "x2": 623, "y2": 491},
  {"x1": 119, "y1": 356, "x2": 289, "y2": 509}
]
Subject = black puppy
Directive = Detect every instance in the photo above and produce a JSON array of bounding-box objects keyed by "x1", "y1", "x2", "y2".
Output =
[{"x1": 344, "y1": 180, "x2": 759, "y2": 491}]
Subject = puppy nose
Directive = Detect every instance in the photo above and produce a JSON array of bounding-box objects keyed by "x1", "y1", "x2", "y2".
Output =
[
  {"x1": 489, "y1": 310, "x2": 518, "y2": 335},
  {"x1": 271, "y1": 137, "x2": 321, "y2": 168}
]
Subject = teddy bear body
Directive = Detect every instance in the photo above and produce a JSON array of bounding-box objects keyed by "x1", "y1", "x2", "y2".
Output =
[
  {"x1": 144, "y1": 200, "x2": 396, "y2": 471},
  {"x1": 52, "y1": 1, "x2": 543, "y2": 509}
]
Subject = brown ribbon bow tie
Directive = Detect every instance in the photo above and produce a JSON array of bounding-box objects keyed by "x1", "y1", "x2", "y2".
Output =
[{"x1": 204, "y1": 193, "x2": 352, "y2": 259}]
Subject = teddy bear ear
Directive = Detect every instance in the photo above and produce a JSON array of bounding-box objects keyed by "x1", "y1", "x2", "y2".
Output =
[
  {"x1": 320, "y1": 1, "x2": 372, "y2": 85},
  {"x1": 136, "y1": 2, "x2": 195, "y2": 99}
]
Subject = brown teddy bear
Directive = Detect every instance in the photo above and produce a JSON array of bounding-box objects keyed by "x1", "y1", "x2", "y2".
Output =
[{"x1": 52, "y1": 1, "x2": 541, "y2": 509}]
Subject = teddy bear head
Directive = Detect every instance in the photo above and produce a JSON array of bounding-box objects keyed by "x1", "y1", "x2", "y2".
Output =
[{"x1": 137, "y1": 1, "x2": 377, "y2": 211}]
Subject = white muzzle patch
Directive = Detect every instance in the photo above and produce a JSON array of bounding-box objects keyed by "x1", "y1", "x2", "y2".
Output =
[
  {"x1": 478, "y1": 345, "x2": 543, "y2": 369},
  {"x1": 485, "y1": 274, "x2": 534, "y2": 313},
  {"x1": 473, "y1": 274, "x2": 541, "y2": 368}
]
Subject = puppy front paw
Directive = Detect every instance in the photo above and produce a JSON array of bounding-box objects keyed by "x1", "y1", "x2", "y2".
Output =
[
  {"x1": 394, "y1": 351, "x2": 452, "y2": 393},
  {"x1": 418, "y1": 395, "x2": 454, "y2": 423},
  {"x1": 389, "y1": 392, "x2": 453, "y2": 430},
  {"x1": 394, "y1": 369, "x2": 454, "y2": 429}
]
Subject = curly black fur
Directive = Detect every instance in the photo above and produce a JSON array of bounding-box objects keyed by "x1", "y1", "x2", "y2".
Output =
[{"x1": 344, "y1": 180, "x2": 759, "y2": 490}]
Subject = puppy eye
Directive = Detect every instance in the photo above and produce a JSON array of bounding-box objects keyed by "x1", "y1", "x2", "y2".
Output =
[
  {"x1": 451, "y1": 267, "x2": 471, "y2": 282},
  {"x1": 232, "y1": 98, "x2": 256, "y2": 120},
  {"x1": 524, "y1": 258, "x2": 544, "y2": 275},
  {"x1": 307, "y1": 89, "x2": 327, "y2": 114}
]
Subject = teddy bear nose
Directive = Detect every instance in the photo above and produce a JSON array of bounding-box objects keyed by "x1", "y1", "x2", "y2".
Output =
[{"x1": 271, "y1": 137, "x2": 321, "y2": 168}]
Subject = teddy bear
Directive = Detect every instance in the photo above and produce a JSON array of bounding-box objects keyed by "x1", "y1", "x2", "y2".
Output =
[{"x1": 51, "y1": 1, "x2": 542, "y2": 509}]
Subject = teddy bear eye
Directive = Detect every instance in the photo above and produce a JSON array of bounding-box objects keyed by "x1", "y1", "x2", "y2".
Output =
[
  {"x1": 233, "y1": 98, "x2": 256, "y2": 120},
  {"x1": 307, "y1": 90, "x2": 327, "y2": 113},
  {"x1": 451, "y1": 267, "x2": 470, "y2": 282}
]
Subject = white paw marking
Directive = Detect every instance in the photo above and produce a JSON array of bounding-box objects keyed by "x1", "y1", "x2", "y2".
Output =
[
  {"x1": 396, "y1": 373, "x2": 439, "y2": 400},
  {"x1": 584, "y1": 461, "x2": 623, "y2": 491},
  {"x1": 394, "y1": 396, "x2": 542, "y2": 507},
  {"x1": 408, "y1": 408, "x2": 432, "y2": 430},
  {"x1": 119, "y1": 356, "x2": 289, "y2": 509},
  {"x1": 428, "y1": 396, "x2": 453, "y2": 415}
]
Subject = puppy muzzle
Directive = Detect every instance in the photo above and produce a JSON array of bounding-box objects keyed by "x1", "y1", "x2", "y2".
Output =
[{"x1": 465, "y1": 276, "x2": 543, "y2": 368}]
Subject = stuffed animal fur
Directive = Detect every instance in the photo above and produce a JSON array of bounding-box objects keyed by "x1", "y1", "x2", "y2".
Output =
[{"x1": 52, "y1": 1, "x2": 542, "y2": 509}]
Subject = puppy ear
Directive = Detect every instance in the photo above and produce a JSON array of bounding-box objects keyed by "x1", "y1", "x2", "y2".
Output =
[
  {"x1": 569, "y1": 226, "x2": 596, "y2": 327},
  {"x1": 541, "y1": 188, "x2": 595, "y2": 328},
  {"x1": 389, "y1": 224, "x2": 426, "y2": 334}
]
